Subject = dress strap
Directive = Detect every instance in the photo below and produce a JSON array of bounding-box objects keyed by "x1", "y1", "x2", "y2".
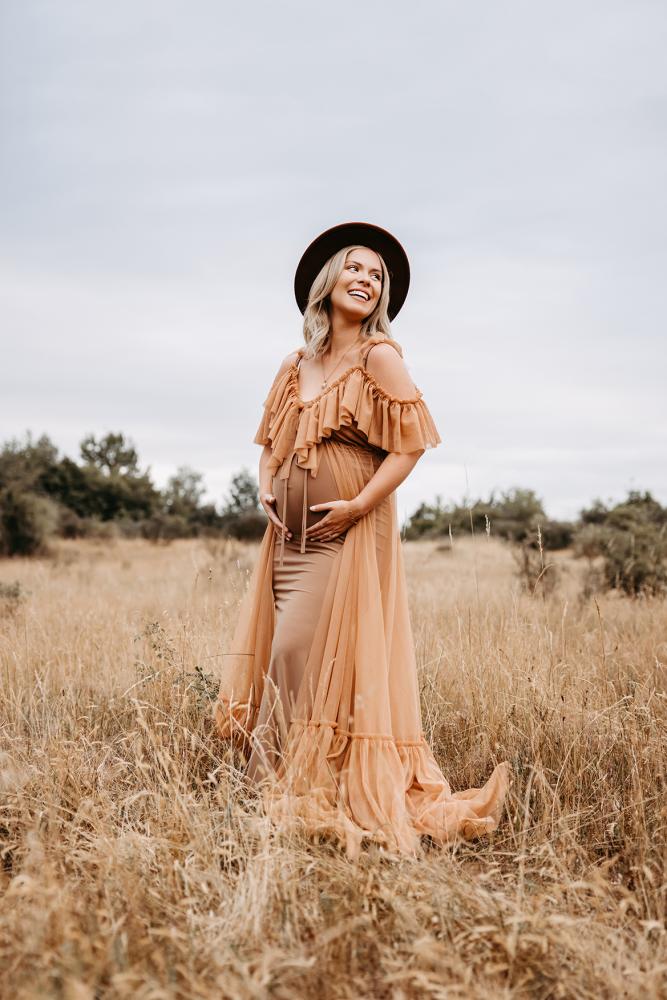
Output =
[
  {"x1": 360, "y1": 339, "x2": 377, "y2": 371},
  {"x1": 360, "y1": 335, "x2": 403, "y2": 370}
]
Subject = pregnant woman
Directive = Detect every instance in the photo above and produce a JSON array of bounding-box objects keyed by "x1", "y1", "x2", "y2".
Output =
[{"x1": 214, "y1": 222, "x2": 511, "y2": 860}]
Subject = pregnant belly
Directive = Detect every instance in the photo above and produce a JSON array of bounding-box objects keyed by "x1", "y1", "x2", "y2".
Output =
[{"x1": 272, "y1": 449, "x2": 343, "y2": 540}]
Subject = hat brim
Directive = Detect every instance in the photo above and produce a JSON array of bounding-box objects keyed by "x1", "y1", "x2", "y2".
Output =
[{"x1": 294, "y1": 221, "x2": 410, "y2": 322}]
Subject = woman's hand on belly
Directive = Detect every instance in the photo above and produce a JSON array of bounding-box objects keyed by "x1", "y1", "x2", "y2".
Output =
[
  {"x1": 305, "y1": 499, "x2": 363, "y2": 541},
  {"x1": 260, "y1": 492, "x2": 293, "y2": 540}
]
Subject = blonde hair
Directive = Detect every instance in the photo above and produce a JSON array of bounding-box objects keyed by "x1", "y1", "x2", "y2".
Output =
[{"x1": 301, "y1": 245, "x2": 392, "y2": 358}]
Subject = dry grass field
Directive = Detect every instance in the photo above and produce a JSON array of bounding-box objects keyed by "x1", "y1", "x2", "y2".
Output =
[{"x1": 1, "y1": 533, "x2": 666, "y2": 999}]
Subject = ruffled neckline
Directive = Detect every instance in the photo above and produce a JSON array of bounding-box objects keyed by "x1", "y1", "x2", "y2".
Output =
[
  {"x1": 291, "y1": 337, "x2": 424, "y2": 408},
  {"x1": 253, "y1": 334, "x2": 442, "y2": 486}
]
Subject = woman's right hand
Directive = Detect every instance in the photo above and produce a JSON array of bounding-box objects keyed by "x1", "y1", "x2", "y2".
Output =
[{"x1": 260, "y1": 492, "x2": 292, "y2": 540}]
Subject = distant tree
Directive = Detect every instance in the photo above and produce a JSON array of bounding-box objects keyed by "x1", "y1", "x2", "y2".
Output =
[
  {"x1": 220, "y1": 468, "x2": 265, "y2": 540},
  {"x1": 80, "y1": 433, "x2": 139, "y2": 476},
  {"x1": 607, "y1": 490, "x2": 666, "y2": 529},
  {"x1": 39, "y1": 456, "x2": 98, "y2": 517},
  {"x1": 163, "y1": 466, "x2": 206, "y2": 519},
  {"x1": 0, "y1": 432, "x2": 59, "y2": 492},
  {"x1": 221, "y1": 468, "x2": 260, "y2": 516},
  {"x1": 94, "y1": 468, "x2": 160, "y2": 521},
  {"x1": 74, "y1": 432, "x2": 160, "y2": 520},
  {"x1": 579, "y1": 498, "x2": 610, "y2": 525}
]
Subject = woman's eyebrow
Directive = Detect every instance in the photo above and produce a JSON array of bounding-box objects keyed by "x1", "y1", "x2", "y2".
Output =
[{"x1": 347, "y1": 258, "x2": 382, "y2": 273}]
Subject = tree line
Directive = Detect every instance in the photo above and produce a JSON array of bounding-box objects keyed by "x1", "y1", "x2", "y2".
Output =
[
  {"x1": 404, "y1": 487, "x2": 667, "y2": 596},
  {"x1": 0, "y1": 431, "x2": 265, "y2": 554},
  {"x1": 1, "y1": 430, "x2": 665, "y2": 596}
]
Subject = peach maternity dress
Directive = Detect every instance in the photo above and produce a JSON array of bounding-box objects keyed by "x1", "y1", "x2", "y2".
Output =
[{"x1": 213, "y1": 335, "x2": 511, "y2": 859}]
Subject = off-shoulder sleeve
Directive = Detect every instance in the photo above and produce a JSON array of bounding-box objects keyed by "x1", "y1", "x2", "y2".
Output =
[
  {"x1": 253, "y1": 391, "x2": 274, "y2": 446},
  {"x1": 291, "y1": 368, "x2": 442, "y2": 470},
  {"x1": 354, "y1": 372, "x2": 442, "y2": 453},
  {"x1": 253, "y1": 363, "x2": 296, "y2": 446},
  {"x1": 354, "y1": 337, "x2": 442, "y2": 453}
]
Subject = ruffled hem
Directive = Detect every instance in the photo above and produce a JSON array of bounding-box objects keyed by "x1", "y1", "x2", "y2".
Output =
[
  {"x1": 246, "y1": 718, "x2": 511, "y2": 861},
  {"x1": 253, "y1": 342, "x2": 442, "y2": 478}
]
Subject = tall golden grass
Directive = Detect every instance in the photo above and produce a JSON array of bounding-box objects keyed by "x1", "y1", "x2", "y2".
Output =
[{"x1": 1, "y1": 535, "x2": 665, "y2": 998}]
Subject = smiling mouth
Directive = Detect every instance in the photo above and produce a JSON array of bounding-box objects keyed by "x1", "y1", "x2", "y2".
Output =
[{"x1": 348, "y1": 290, "x2": 370, "y2": 301}]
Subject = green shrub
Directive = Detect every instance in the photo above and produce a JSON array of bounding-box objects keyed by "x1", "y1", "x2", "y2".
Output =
[
  {"x1": 539, "y1": 519, "x2": 574, "y2": 551},
  {"x1": 0, "y1": 489, "x2": 58, "y2": 556},
  {"x1": 219, "y1": 469, "x2": 266, "y2": 540},
  {"x1": 574, "y1": 492, "x2": 667, "y2": 596},
  {"x1": 574, "y1": 521, "x2": 667, "y2": 597},
  {"x1": 0, "y1": 580, "x2": 27, "y2": 615},
  {"x1": 221, "y1": 509, "x2": 267, "y2": 541},
  {"x1": 141, "y1": 513, "x2": 194, "y2": 542},
  {"x1": 404, "y1": 487, "x2": 551, "y2": 545}
]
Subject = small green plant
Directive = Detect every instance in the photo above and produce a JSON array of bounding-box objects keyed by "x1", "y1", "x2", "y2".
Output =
[
  {"x1": 175, "y1": 663, "x2": 221, "y2": 709},
  {"x1": 0, "y1": 490, "x2": 58, "y2": 556},
  {"x1": 0, "y1": 580, "x2": 27, "y2": 615},
  {"x1": 143, "y1": 621, "x2": 177, "y2": 664},
  {"x1": 133, "y1": 620, "x2": 179, "y2": 677},
  {"x1": 131, "y1": 621, "x2": 220, "y2": 710}
]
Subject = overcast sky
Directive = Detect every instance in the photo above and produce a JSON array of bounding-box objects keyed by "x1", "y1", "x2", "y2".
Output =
[{"x1": 2, "y1": 0, "x2": 666, "y2": 523}]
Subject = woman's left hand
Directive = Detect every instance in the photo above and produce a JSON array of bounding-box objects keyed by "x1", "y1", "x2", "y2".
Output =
[{"x1": 305, "y1": 499, "x2": 363, "y2": 541}]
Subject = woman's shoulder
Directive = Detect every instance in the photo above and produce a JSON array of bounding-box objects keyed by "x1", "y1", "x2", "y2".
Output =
[
  {"x1": 362, "y1": 336, "x2": 417, "y2": 400},
  {"x1": 272, "y1": 348, "x2": 302, "y2": 379},
  {"x1": 361, "y1": 334, "x2": 404, "y2": 362}
]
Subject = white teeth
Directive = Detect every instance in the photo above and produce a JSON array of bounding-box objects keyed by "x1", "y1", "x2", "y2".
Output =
[{"x1": 349, "y1": 291, "x2": 369, "y2": 300}]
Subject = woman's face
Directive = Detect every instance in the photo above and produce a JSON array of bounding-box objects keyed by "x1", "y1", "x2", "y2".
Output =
[{"x1": 328, "y1": 246, "x2": 383, "y2": 320}]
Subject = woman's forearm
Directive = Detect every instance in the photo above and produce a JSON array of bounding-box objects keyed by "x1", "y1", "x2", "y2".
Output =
[
  {"x1": 259, "y1": 444, "x2": 273, "y2": 495},
  {"x1": 351, "y1": 450, "x2": 424, "y2": 518}
]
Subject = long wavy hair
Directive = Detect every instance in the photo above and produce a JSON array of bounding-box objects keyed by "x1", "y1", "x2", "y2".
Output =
[{"x1": 301, "y1": 245, "x2": 392, "y2": 359}]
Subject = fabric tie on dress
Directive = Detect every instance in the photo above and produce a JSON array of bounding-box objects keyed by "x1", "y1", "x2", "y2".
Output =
[
  {"x1": 279, "y1": 473, "x2": 288, "y2": 568},
  {"x1": 300, "y1": 463, "x2": 308, "y2": 556}
]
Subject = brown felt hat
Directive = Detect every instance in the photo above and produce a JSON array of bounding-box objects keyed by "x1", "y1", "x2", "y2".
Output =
[{"x1": 294, "y1": 221, "x2": 410, "y2": 321}]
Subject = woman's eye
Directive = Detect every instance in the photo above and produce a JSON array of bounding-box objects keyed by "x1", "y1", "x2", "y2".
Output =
[{"x1": 348, "y1": 265, "x2": 358, "y2": 271}]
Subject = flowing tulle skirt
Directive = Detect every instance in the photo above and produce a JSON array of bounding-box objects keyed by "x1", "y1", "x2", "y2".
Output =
[{"x1": 214, "y1": 438, "x2": 511, "y2": 860}]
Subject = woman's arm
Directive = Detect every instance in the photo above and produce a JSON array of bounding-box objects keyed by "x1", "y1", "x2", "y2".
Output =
[
  {"x1": 258, "y1": 443, "x2": 274, "y2": 497},
  {"x1": 258, "y1": 444, "x2": 292, "y2": 539},
  {"x1": 353, "y1": 449, "x2": 424, "y2": 516},
  {"x1": 257, "y1": 351, "x2": 299, "y2": 540}
]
